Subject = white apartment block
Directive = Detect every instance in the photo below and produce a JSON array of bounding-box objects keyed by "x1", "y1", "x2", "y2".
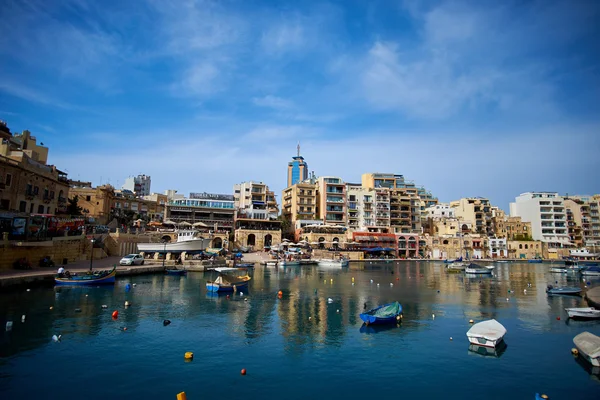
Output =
[
  {"x1": 425, "y1": 203, "x2": 455, "y2": 219},
  {"x1": 509, "y1": 192, "x2": 570, "y2": 247},
  {"x1": 122, "y1": 174, "x2": 151, "y2": 196},
  {"x1": 488, "y1": 237, "x2": 507, "y2": 258},
  {"x1": 233, "y1": 181, "x2": 277, "y2": 220}
]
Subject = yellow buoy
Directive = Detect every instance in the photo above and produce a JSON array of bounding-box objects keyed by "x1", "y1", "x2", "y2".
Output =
[
  {"x1": 571, "y1": 348, "x2": 579, "y2": 355},
  {"x1": 469, "y1": 319, "x2": 474, "y2": 324},
  {"x1": 177, "y1": 392, "x2": 188, "y2": 400},
  {"x1": 540, "y1": 395, "x2": 549, "y2": 399},
  {"x1": 184, "y1": 352, "x2": 194, "y2": 360},
  {"x1": 352, "y1": 277, "x2": 355, "y2": 282}
]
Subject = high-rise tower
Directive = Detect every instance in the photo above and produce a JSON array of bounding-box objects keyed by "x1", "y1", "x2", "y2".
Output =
[{"x1": 287, "y1": 142, "x2": 308, "y2": 187}]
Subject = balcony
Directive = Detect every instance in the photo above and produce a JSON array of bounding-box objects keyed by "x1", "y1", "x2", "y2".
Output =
[
  {"x1": 326, "y1": 207, "x2": 344, "y2": 213},
  {"x1": 326, "y1": 188, "x2": 344, "y2": 194}
]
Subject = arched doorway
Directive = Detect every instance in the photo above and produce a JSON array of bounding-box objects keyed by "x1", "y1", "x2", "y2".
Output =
[
  {"x1": 461, "y1": 224, "x2": 469, "y2": 233},
  {"x1": 318, "y1": 237, "x2": 325, "y2": 249},
  {"x1": 264, "y1": 234, "x2": 273, "y2": 247},
  {"x1": 212, "y1": 237, "x2": 223, "y2": 248},
  {"x1": 247, "y1": 234, "x2": 256, "y2": 246},
  {"x1": 332, "y1": 237, "x2": 339, "y2": 250},
  {"x1": 161, "y1": 235, "x2": 172, "y2": 242}
]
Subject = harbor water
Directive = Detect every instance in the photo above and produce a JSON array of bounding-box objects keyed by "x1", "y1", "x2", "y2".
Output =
[{"x1": 1, "y1": 261, "x2": 599, "y2": 399}]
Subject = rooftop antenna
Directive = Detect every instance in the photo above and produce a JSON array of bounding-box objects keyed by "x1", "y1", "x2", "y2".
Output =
[{"x1": 297, "y1": 141, "x2": 300, "y2": 157}]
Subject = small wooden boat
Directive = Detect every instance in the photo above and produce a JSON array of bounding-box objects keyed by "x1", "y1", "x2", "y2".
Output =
[
  {"x1": 206, "y1": 268, "x2": 251, "y2": 292},
  {"x1": 166, "y1": 268, "x2": 187, "y2": 276},
  {"x1": 546, "y1": 285, "x2": 581, "y2": 296},
  {"x1": 446, "y1": 262, "x2": 467, "y2": 272},
  {"x1": 359, "y1": 301, "x2": 402, "y2": 325},
  {"x1": 317, "y1": 258, "x2": 349, "y2": 268},
  {"x1": 55, "y1": 267, "x2": 116, "y2": 286},
  {"x1": 466, "y1": 319, "x2": 507, "y2": 348},
  {"x1": 573, "y1": 331, "x2": 600, "y2": 367},
  {"x1": 465, "y1": 263, "x2": 493, "y2": 274},
  {"x1": 565, "y1": 307, "x2": 600, "y2": 319},
  {"x1": 444, "y1": 256, "x2": 463, "y2": 264}
]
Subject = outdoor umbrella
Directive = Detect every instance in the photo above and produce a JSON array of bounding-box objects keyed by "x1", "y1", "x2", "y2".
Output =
[
  {"x1": 179, "y1": 221, "x2": 192, "y2": 227},
  {"x1": 163, "y1": 220, "x2": 176, "y2": 225},
  {"x1": 193, "y1": 221, "x2": 208, "y2": 227}
]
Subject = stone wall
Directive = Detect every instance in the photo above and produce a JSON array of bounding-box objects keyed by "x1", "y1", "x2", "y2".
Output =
[
  {"x1": 0, "y1": 235, "x2": 86, "y2": 270},
  {"x1": 235, "y1": 229, "x2": 281, "y2": 250},
  {"x1": 507, "y1": 240, "x2": 543, "y2": 259}
]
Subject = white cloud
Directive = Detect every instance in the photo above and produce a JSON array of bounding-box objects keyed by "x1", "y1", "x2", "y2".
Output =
[
  {"x1": 252, "y1": 95, "x2": 295, "y2": 110},
  {"x1": 261, "y1": 20, "x2": 305, "y2": 53},
  {"x1": 179, "y1": 62, "x2": 221, "y2": 96}
]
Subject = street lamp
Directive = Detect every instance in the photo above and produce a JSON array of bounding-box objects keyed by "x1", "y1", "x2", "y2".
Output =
[{"x1": 89, "y1": 238, "x2": 96, "y2": 272}]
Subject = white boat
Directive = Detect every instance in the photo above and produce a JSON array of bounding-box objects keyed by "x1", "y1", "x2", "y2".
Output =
[
  {"x1": 446, "y1": 262, "x2": 467, "y2": 272},
  {"x1": 550, "y1": 266, "x2": 567, "y2": 273},
  {"x1": 317, "y1": 259, "x2": 349, "y2": 268},
  {"x1": 280, "y1": 260, "x2": 301, "y2": 267},
  {"x1": 565, "y1": 307, "x2": 600, "y2": 319},
  {"x1": 465, "y1": 263, "x2": 493, "y2": 274},
  {"x1": 466, "y1": 319, "x2": 507, "y2": 348},
  {"x1": 566, "y1": 260, "x2": 584, "y2": 272},
  {"x1": 265, "y1": 260, "x2": 279, "y2": 267},
  {"x1": 573, "y1": 332, "x2": 600, "y2": 367},
  {"x1": 137, "y1": 230, "x2": 211, "y2": 253},
  {"x1": 582, "y1": 266, "x2": 600, "y2": 276}
]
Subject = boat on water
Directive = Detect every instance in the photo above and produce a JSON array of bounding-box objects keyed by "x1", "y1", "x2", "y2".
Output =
[
  {"x1": 165, "y1": 268, "x2": 186, "y2": 276},
  {"x1": 55, "y1": 267, "x2": 116, "y2": 286},
  {"x1": 565, "y1": 307, "x2": 600, "y2": 319},
  {"x1": 573, "y1": 331, "x2": 600, "y2": 367},
  {"x1": 582, "y1": 266, "x2": 600, "y2": 276},
  {"x1": 444, "y1": 256, "x2": 463, "y2": 264},
  {"x1": 465, "y1": 263, "x2": 494, "y2": 274},
  {"x1": 280, "y1": 260, "x2": 301, "y2": 267},
  {"x1": 528, "y1": 259, "x2": 543, "y2": 263},
  {"x1": 565, "y1": 260, "x2": 584, "y2": 272},
  {"x1": 206, "y1": 267, "x2": 251, "y2": 292},
  {"x1": 317, "y1": 258, "x2": 349, "y2": 268},
  {"x1": 549, "y1": 266, "x2": 568, "y2": 273},
  {"x1": 468, "y1": 341, "x2": 508, "y2": 358},
  {"x1": 359, "y1": 301, "x2": 403, "y2": 325},
  {"x1": 446, "y1": 262, "x2": 467, "y2": 272},
  {"x1": 235, "y1": 262, "x2": 255, "y2": 268},
  {"x1": 466, "y1": 319, "x2": 507, "y2": 348},
  {"x1": 137, "y1": 230, "x2": 211, "y2": 253},
  {"x1": 546, "y1": 285, "x2": 582, "y2": 296}
]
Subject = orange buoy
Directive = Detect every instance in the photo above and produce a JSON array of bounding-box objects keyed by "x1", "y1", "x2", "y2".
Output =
[
  {"x1": 241, "y1": 368, "x2": 247, "y2": 375},
  {"x1": 112, "y1": 310, "x2": 119, "y2": 319}
]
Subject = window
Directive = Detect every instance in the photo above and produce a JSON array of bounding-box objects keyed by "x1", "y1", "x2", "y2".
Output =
[
  {"x1": 50, "y1": 191, "x2": 55, "y2": 199},
  {"x1": 86, "y1": 196, "x2": 91, "y2": 201},
  {"x1": 519, "y1": 244, "x2": 523, "y2": 249},
  {"x1": 29, "y1": 203, "x2": 34, "y2": 213},
  {"x1": 37, "y1": 205, "x2": 44, "y2": 213},
  {"x1": 5, "y1": 173, "x2": 12, "y2": 187},
  {"x1": 33, "y1": 186, "x2": 39, "y2": 195},
  {"x1": 19, "y1": 201, "x2": 26, "y2": 212},
  {"x1": 523, "y1": 226, "x2": 527, "y2": 231}
]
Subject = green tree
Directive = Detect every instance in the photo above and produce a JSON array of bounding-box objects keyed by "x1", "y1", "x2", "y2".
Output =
[{"x1": 67, "y1": 195, "x2": 83, "y2": 216}]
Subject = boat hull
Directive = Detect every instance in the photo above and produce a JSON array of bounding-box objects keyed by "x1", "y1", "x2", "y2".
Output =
[
  {"x1": 166, "y1": 269, "x2": 186, "y2": 276},
  {"x1": 55, "y1": 269, "x2": 116, "y2": 286},
  {"x1": 137, "y1": 238, "x2": 211, "y2": 253},
  {"x1": 206, "y1": 281, "x2": 249, "y2": 293},
  {"x1": 317, "y1": 259, "x2": 349, "y2": 268},
  {"x1": 280, "y1": 261, "x2": 301, "y2": 267},
  {"x1": 565, "y1": 308, "x2": 600, "y2": 319},
  {"x1": 465, "y1": 268, "x2": 492, "y2": 274},
  {"x1": 547, "y1": 286, "x2": 582, "y2": 296},
  {"x1": 359, "y1": 302, "x2": 403, "y2": 325},
  {"x1": 573, "y1": 332, "x2": 600, "y2": 367},
  {"x1": 528, "y1": 260, "x2": 543, "y2": 263},
  {"x1": 550, "y1": 267, "x2": 567, "y2": 273}
]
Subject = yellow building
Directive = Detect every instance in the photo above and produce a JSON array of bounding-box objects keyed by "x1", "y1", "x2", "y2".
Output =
[
  {"x1": 317, "y1": 176, "x2": 346, "y2": 225},
  {"x1": 282, "y1": 181, "x2": 319, "y2": 233},
  {"x1": 70, "y1": 185, "x2": 115, "y2": 224},
  {"x1": 507, "y1": 240, "x2": 542, "y2": 259},
  {"x1": 0, "y1": 123, "x2": 70, "y2": 215},
  {"x1": 565, "y1": 196, "x2": 600, "y2": 248},
  {"x1": 491, "y1": 207, "x2": 507, "y2": 238},
  {"x1": 233, "y1": 181, "x2": 282, "y2": 248},
  {"x1": 505, "y1": 216, "x2": 532, "y2": 240},
  {"x1": 451, "y1": 197, "x2": 494, "y2": 236}
]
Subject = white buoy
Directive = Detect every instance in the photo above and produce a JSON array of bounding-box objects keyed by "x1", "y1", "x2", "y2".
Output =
[
  {"x1": 377, "y1": 283, "x2": 380, "y2": 286},
  {"x1": 52, "y1": 334, "x2": 62, "y2": 342},
  {"x1": 352, "y1": 282, "x2": 355, "y2": 286},
  {"x1": 524, "y1": 289, "x2": 527, "y2": 293},
  {"x1": 336, "y1": 309, "x2": 340, "y2": 313},
  {"x1": 432, "y1": 314, "x2": 435, "y2": 319},
  {"x1": 327, "y1": 298, "x2": 333, "y2": 303},
  {"x1": 390, "y1": 283, "x2": 393, "y2": 286},
  {"x1": 125, "y1": 301, "x2": 130, "y2": 307},
  {"x1": 309, "y1": 316, "x2": 312, "y2": 321},
  {"x1": 26, "y1": 289, "x2": 31, "y2": 292},
  {"x1": 6, "y1": 321, "x2": 13, "y2": 331},
  {"x1": 21, "y1": 315, "x2": 26, "y2": 322},
  {"x1": 102, "y1": 305, "x2": 108, "y2": 309},
  {"x1": 86, "y1": 294, "x2": 88, "y2": 297},
  {"x1": 133, "y1": 283, "x2": 137, "y2": 287},
  {"x1": 370, "y1": 279, "x2": 373, "y2": 283},
  {"x1": 506, "y1": 298, "x2": 509, "y2": 301},
  {"x1": 240, "y1": 292, "x2": 243, "y2": 296},
  {"x1": 450, "y1": 337, "x2": 453, "y2": 340}
]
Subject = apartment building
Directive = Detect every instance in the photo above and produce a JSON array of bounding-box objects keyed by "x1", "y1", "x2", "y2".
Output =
[
  {"x1": 564, "y1": 196, "x2": 600, "y2": 247},
  {"x1": 0, "y1": 124, "x2": 70, "y2": 215},
  {"x1": 233, "y1": 181, "x2": 281, "y2": 248},
  {"x1": 70, "y1": 185, "x2": 114, "y2": 224},
  {"x1": 317, "y1": 176, "x2": 346, "y2": 225},
  {"x1": 509, "y1": 192, "x2": 570, "y2": 247},
  {"x1": 122, "y1": 174, "x2": 151, "y2": 196},
  {"x1": 491, "y1": 207, "x2": 507, "y2": 238},
  {"x1": 281, "y1": 181, "x2": 318, "y2": 233},
  {"x1": 451, "y1": 197, "x2": 494, "y2": 236},
  {"x1": 424, "y1": 203, "x2": 455, "y2": 219},
  {"x1": 140, "y1": 193, "x2": 168, "y2": 221},
  {"x1": 287, "y1": 144, "x2": 308, "y2": 187},
  {"x1": 504, "y1": 216, "x2": 532, "y2": 240},
  {"x1": 167, "y1": 192, "x2": 235, "y2": 232}
]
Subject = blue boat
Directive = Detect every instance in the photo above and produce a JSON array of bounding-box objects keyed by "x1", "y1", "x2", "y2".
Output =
[
  {"x1": 359, "y1": 301, "x2": 403, "y2": 325},
  {"x1": 546, "y1": 285, "x2": 582, "y2": 296},
  {"x1": 444, "y1": 256, "x2": 462, "y2": 264},
  {"x1": 235, "y1": 263, "x2": 255, "y2": 268},
  {"x1": 582, "y1": 266, "x2": 600, "y2": 276},
  {"x1": 166, "y1": 269, "x2": 187, "y2": 276},
  {"x1": 206, "y1": 267, "x2": 251, "y2": 293},
  {"x1": 528, "y1": 259, "x2": 543, "y2": 263},
  {"x1": 55, "y1": 267, "x2": 116, "y2": 286}
]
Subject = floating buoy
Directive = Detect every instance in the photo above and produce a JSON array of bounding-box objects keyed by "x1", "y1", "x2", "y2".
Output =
[
  {"x1": 330, "y1": 278, "x2": 333, "y2": 284},
  {"x1": 352, "y1": 277, "x2": 354, "y2": 282},
  {"x1": 112, "y1": 310, "x2": 119, "y2": 319},
  {"x1": 239, "y1": 292, "x2": 243, "y2": 296},
  {"x1": 327, "y1": 298, "x2": 333, "y2": 303},
  {"x1": 184, "y1": 352, "x2": 193, "y2": 360},
  {"x1": 125, "y1": 301, "x2": 130, "y2": 307},
  {"x1": 226, "y1": 295, "x2": 230, "y2": 299},
  {"x1": 26, "y1": 289, "x2": 30, "y2": 292},
  {"x1": 370, "y1": 279, "x2": 373, "y2": 283},
  {"x1": 432, "y1": 314, "x2": 435, "y2": 319},
  {"x1": 556, "y1": 316, "x2": 560, "y2": 320},
  {"x1": 6, "y1": 321, "x2": 13, "y2": 331},
  {"x1": 377, "y1": 283, "x2": 380, "y2": 286},
  {"x1": 309, "y1": 317, "x2": 312, "y2": 321},
  {"x1": 241, "y1": 368, "x2": 247, "y2": 375},
  {"x1": 102, "y1": 305, "x2": 107, "y2": 309},
  {"x1": 21, "y1": 315, "x2": 26, "y2": 322},
  {"x1": 450, "y1": 337, "x2": 453, "y2": 341},
  {"x1": 587, "y1": 281, "x2": 591, "y2": 286},
  {"x1": 52, "y1": 334, "x2": 62, "y2": 342},
  {"x1": 571, "y1": 348, "x2": 579, "y2": 355},
  {"x1": 277, "y1": 290, "x2": 283, "y2": 297},
  {"x1": 85, "y1": 294, "x2": 88, "y2": 297},
  {"x1": 125, "y1": 284, "x2": 131, "y2": 292},
  {"x1": 540, "y1": 395, "x2": 549, "y2": 399},
  {"x1": 396, "y1": 315, "x2": 401, "y2": 322},
  {"x1": 396, "y1": 277, "x2": 399, "y2": 280},
  {"x1": 163, "y1": 319, "x2": 171, "y2": 326},
  {"x1": 437, "y1": 290, "x2": 440, "y2": 293},
  {"x1": 336, "y1": 309, "x2": 340, "y2": 313},
  {"x1": 122, "y1": 327, "x2": 128, "y2": 331},
  {"x1": 49, "y1": 306, "x2": 53, "y2": 310},
  {"x1": 524, "y1": 289, "x2": 527, "y2": 293},
  {"x1": 133, "y1": 283, "x2": 137, "y2": 287},
  {"x1": 390, "y1": 283, "x2": 393, "y2": 286},
  {"x1": 506, "y1": 298, "x2": 509, "y2": 301},
  {"x1": 469, "y1": 319, "x2": 474, "y2": 324},
  {"x1": 352, "y1": 282, "x2": 355, "y2": 286},
  {"x1": 244, "y1": 298, "x2": 248, "y2": 302},
  {"x1": 75, "y1": 308, "x2": 82, "y2": 312}
]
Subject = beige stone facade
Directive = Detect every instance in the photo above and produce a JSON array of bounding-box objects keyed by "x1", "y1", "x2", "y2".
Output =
[
  {"x1": 235, "y1": 228, "x2": 281, "y2": 250},
  {"x1": 0, "y1": 234, "x2": 86, "y2": 270},
  {"x1": 507, "y1": 240, "x2": 542, "y2": 259},
  {"x1": 451, "y1": 198, "x2": 494, "y2": 236},
  {"x1": 491, "y1": 208, "x2": 507, "y2": 238},
  {"x1": 282, "y1": 181, "x2": 319, "y2": 233},
  {"x1": 317, "y1": 176, "x2": 346, "y2": 225},
  {"x1": 505, "y1": 217, "x2": 532, "y2": 240}
]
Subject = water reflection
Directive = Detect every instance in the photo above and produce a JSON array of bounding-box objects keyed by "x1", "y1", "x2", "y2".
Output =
[
  {"x1": 359, "y1": 323, "x2": 401, "y2": 335},
  {"x1": 574, "y1": 355, "x2": 600, "y2": 383},
  {"x1": 468, "y1": 342, "x2": 508, "y2": 358}
]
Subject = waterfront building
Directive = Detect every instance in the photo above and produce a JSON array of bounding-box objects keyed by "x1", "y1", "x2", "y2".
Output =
[
  {"x1": 299, "y1": 224, "x2": 348, "y2": 249},
  {"x1": 430, "y1": 217, "x2": 472, "y2": 237},
  {"x1": 70, "y1": 184, "x2": 114, "y2": 224},
  {"x1": 287, "y1": 143, "x2": 308, "y2": 187},
  {"x1": 489, "y1": 237, "x2": 508, "y2": 258},
  {"x1": 450, "y1": 197, "x2": 494, "y2": 236},
  {"x1": 281, "y1": 180, "x2": 319, "y2": 233},
  {"x1": 397, "y1": 233, "x2": 421, "y2": 258},
  {"x1": 510, "y1": 192, "x2": 570, "y2": 247},
  {"x1": 140, "y1": 193, "x2": 168, "y2": 222},
  {"x1": 564, "y1": 195, "x2": 600, "y2": 248},
  {"x1": 166, "y1": 192, "x2": 235, "y2": 232},
  {"x1": 491, "y1": 207, "x2": 507, "y2": 238},
  {"x1": 317, "y1": 176, "x2": 346, "y2": 226},
  {"x1": 345, "y1": 184, "x2": 371, "y2": 231},
  {"x1": 390, "y1": 188, "x2": 422, "y2": 234},
  {"x1": 361, "y1": 172, "x2": 438, "y2": 210},
  {"x1": 424, "y1": 203, "x2": 455, "y2": 219},
  {"x1": 122, "y1": 174, "x2": 151, "y2": 196},
  {"x1": 426, "y1": 233, "x2": 487, "y2": 259},
  {"x1": 0, "y1": 123, "x2": 70, "y2": 215},
  {"x1": 507, "y1": 240, "x2": 543, "y2": 259},
  {"x1": 233, "y1": 181, "x2": 281, "y2": 248},
  {"x1": 505, "y1": 216, "x2": 532, "y2": 240},
  {"x1": 353, "y1": 231, "x2": 397, "y2": 256}
]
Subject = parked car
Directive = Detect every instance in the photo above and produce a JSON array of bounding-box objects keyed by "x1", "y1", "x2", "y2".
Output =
[{"x1": 120, "y1": 254, "x2": 144, "y2": 266}]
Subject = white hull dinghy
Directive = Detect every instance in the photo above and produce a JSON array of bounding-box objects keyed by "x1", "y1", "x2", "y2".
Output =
[
  {"x1": 565, "y1": 307, "x2": 600, "y2": 319},
  {"x1": 573, "y1": 332, "x2": 600, "y2": 367},
  {"x1": 466, "y1": 319, "x2": 507, "y2": 348}
]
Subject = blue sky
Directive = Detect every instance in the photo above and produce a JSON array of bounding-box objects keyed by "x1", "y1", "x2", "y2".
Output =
[{"x1": 1, "y1": 0, "x2": 599, "y2": 211}]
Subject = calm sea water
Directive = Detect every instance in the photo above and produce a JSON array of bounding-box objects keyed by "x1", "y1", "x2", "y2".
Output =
[{"x1": 1, "y1": 261, "x2": 599, "y2": 399}]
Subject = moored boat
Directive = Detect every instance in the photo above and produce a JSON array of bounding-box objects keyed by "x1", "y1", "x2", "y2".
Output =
[
  {"x1": 444, "y1": 256, "x2": 463, "y2": 264},
  {"x1": 359, "y1": 301, "x2": 402, "y2": 325},
  {"x1": 166, "y1": 268, "x2": 186, "y2": 276},
  {"x1": 468, "y1": 341, "x2": 508, "y2": 358},
  {"x1": 582, "y1": 266, "x2": 600, "y2": 276},
  {"x1": 573, "y1": 331, "x2": 600, "y2": 367},
  {"x1": 137, "y1": 230, "x2": 211, "y2": 253},
  {"x1": 317, "y1": 258, "x2": 349, "y2": 268},
  {"x1": 465, "y1": 263, "x2": 493, "y2": 274},
  {"x1": 565, "y1": 307, "x2": 600, "y2": 319},
  {"x1": 528, "y1": 259, "x2": 543, "y2": 263},
  {"x1": 565, "y1": 260, "x2": 584, "y2": 272},
  {"x1": 446, "y1": 262, "x2": 467, "y2": 272},
  {"x1": 55, "y1": 267, "x2": 116, "y2": 286},
  {"x1": 549, "y1": 266, "x2": 567, "y2": 273},
  {"x1": 206, "y1": 267, "x2": 251, "y2": 292},
  {"x1": 546, "y1": 285, "x2": 582, "y2": 296},
  {"x1": 466, "y1": 319, "x2": 507, "y2": 348}
]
